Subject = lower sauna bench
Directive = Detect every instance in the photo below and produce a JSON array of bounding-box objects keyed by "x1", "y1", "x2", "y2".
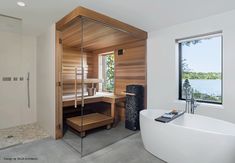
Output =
[{"x1": 66, "y1": 113, "x2": 113, "y2": 137}]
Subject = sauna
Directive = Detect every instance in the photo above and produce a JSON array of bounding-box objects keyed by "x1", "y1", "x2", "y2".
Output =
[{"x1": 55, "y1": 7, "x2": 147, "y2": 156}]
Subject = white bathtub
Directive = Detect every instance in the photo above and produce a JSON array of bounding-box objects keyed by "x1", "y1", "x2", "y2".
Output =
[{"x1": 140, "y1": 109, "x2": 235, "y2": 163}]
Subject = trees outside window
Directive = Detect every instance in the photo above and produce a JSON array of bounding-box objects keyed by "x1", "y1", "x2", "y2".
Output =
[{"x1": 101, "y1": 53, "x2": 114, "y2": 92}]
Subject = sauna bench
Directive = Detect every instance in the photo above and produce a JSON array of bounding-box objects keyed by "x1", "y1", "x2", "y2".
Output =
[
  {"x1": 67, "y1": 113, "x2": 113, "y2": 137},
  {"x1": 63, "y1": 92, "x2": 125, "y2": 125}
]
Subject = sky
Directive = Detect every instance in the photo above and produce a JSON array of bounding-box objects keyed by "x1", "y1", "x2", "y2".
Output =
[{"x1": 182, "y1": 36, "x2": 222, "y2": 73}]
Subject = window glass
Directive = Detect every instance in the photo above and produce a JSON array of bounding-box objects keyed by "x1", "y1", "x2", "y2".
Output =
[
  {"x1": 179, "y1": 34, "x2": 222, "y2": 104},
  {"x1": 101, "y1": 53, "x2": 114, "y2": 92}
]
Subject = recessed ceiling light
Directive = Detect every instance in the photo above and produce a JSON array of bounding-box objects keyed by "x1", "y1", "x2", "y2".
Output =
[{"x1": 17, "y1": 1, "x2": 26, "y2": 7}]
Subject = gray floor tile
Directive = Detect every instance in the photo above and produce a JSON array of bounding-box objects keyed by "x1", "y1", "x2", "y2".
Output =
[{"x1": 0, "y1": 133, "x2": 165, "y2": 163}]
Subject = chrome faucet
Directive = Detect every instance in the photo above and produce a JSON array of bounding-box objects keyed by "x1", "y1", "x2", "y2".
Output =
[
  {"x1": 183, "y1": 79, "x2": 199, "y2": 114},
  {"x1": 190, "y1": 89, "x2": 199, "y2": 114}
]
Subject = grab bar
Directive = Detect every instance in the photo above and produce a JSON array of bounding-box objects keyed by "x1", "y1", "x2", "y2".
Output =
[
  {"x1": 121, "y1": 91, "x2": 136, "y2": 96},
  {"x1": 27, "y1": 72, "x2": 30, "y2": 108}
]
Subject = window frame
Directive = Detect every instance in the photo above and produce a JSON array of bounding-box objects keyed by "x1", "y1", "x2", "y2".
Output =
[
  {"x1": 99, "y1": 51, "x2": 115, "y2": 93},
  {"x1": 178, "y1": 32, "x2": 223, "y2": 105}
]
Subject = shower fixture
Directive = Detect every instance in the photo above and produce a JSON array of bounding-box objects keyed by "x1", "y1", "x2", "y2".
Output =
[{"x1": 27, "y1": 72, "x2": 30, "y2": 108}]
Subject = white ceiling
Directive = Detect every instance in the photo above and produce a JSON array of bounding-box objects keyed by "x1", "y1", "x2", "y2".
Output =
[{"x1": 1, "y1": 0, "x2": 235, "y2": 36}]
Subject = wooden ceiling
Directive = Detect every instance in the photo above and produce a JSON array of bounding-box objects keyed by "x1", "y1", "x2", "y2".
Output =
[{"x1": 61, "y1": 18, "x2": 142, "y2": 51}]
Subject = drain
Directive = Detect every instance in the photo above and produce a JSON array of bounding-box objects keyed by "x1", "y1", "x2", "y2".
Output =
[{"x1": 6, "y1": 135, "x2": 14, "y2": 139}]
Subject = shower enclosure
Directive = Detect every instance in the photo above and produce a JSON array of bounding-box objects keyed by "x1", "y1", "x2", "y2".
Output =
[
  {"x1": 0, "y1": 15, "x2": 24, "y2": 149},
  {"x1": 55, "y1": 7, "x2": 147, "y2": 157},
  {"x1": 0, "y1": 15, "x2": 41, "y2": 149},
  {"x1": 0, "y1": 14, "x2": 48, "y2": 150}
]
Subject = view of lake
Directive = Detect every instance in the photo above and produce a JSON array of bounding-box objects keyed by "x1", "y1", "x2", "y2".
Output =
[{"x1": 183, "y1": 79, "x2": 221, "y2": 96}]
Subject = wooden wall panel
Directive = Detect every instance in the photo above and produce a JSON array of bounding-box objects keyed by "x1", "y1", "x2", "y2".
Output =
[
  {"x1": 114, "y1": 41, "x2": 147, "y2": 121},
  {"x1": 114, "y1": 41, "x2": 147, "y2": 97},
  {"x1": 61, "y1": 41, "x2": 147, "y2": 122},
  {"x1": 61, "y1": 19, "x2": 141, "y2": 51},
  {"x1": 62, "y1": 48, "x2": 98, "y2": 96},
  {"x1": 87, "y1": 53, "x2": 98, "y2": 79},
  {"x1": 91, "y1": 40, "x2": 147, "y2": 121}
]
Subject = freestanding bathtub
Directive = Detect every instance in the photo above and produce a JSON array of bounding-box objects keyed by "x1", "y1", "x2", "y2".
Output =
[{"x1": 140, "y1": 109, "x2": 235, "y2": 163}]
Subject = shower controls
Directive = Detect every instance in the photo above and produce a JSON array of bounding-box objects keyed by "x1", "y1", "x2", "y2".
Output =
[
  {"x1": 2, "y1": 77, "x2": 11, "y2": 81},
  {"x1": 2, "y1": 77, "x2": 25, "y2": 81}
]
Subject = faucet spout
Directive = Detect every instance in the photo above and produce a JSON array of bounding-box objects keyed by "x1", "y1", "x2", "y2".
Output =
[
  {"x1": 183, "y1": 79, "x2": 199, "y2": 114},
  {"x1": 191, "y1": 99, "x2": 199, "y2": 114}
]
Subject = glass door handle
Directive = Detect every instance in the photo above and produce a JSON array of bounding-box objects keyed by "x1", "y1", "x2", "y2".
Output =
[
  {"x1": 81, "y1": 66, "x2": 84, "y2": 108},
  {"x1": 75, "y1": 67, "x2": 77, "y2": 108}
]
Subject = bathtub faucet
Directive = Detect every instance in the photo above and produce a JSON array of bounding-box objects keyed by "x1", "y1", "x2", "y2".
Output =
[
  {"x1": 190, "y1": 91, "x2": 199, "y2": 114},
  {"x1": 183, "y1": 79, "x2": 199, "y2": 114}
]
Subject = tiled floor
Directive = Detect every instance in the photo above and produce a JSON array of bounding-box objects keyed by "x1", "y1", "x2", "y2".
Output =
[
  {"x1": 0, "y1": 133, "x2": 166, "y2": 163},
  {"x1": 63, "y1": 121, "x2": 137, "y2": 155},
  {"x1": 0, "y1": 123, "x2": 49, "y2": 150}
]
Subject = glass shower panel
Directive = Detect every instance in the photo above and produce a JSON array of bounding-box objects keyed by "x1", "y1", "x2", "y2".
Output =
[{"x1": 0, "y1": 15, "x2": 24, "y2": 149}]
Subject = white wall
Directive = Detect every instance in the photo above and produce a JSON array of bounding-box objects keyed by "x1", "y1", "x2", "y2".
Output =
[
  {"x1": 36, "y1": 25, "x2": 56, "y2": 138},
  {"x1": 0, "y1": 32, "x2": 37, "y2": 129},
  {"x1": 148, "y1": 10, "x2": 235, "y2": 123}
]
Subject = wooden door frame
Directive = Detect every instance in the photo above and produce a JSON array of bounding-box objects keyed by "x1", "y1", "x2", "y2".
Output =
[{"x1": 55, "y1": 31, "x2": 63, "y2": 139}]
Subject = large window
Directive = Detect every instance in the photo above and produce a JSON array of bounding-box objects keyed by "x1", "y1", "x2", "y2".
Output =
[
  {"x1": 100, "y1": 53, "x2": 115, "y2": 92},
  {"x1": 178, "y1": 33, "x2": 223, "y2": 104}
]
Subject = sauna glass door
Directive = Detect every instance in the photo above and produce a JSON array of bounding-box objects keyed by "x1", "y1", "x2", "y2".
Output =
[
  {"x1": 61, "y1": 16, "x2": 85, "y2": 155},
  {"x1": 61, "y1": 15, "x2": 144, "y2": 157},
  {"x1": 0, "y1": 15, "x2": 25, "y2": 149},
  {"x1": 81, "y1": 17, "x2": 141, "y2": 157}
]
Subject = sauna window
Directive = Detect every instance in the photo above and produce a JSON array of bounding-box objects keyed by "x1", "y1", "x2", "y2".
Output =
[
  {"x1": 99, "y1": 53, "x2": 115, "y2": 92},
  {"x1": 178, "y1": 32, "x2": 223, "y2": 104}
]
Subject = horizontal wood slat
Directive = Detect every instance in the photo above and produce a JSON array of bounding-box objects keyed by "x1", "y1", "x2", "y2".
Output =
[
  {"x1": 114, "y1": 40, "x2": 147, "y2": 109},
  {"x1": 61, "y1": 18, "x2": 141, "y2": 51},
  {"x1": 62, "y1": 48, "x2": 98, "y2": 95}
]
